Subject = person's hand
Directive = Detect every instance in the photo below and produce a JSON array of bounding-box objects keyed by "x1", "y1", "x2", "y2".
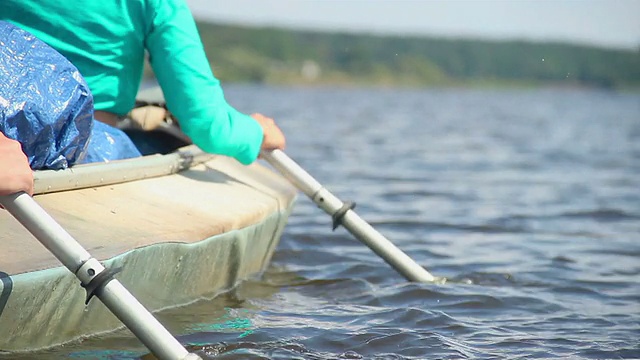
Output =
[
  {"x1": 251, "y1": 113, "x2": 286, "y2": 152},
  {"x1": 0, "y1": 132, "x2": 34, "y2": 197}
]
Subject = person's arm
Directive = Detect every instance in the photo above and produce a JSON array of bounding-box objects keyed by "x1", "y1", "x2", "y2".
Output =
[
  {"x1": 0, "y1": 132, "x2": 34, "y2": 197},
  {"x1": 144, "y1": 0, "x2": 284, "y2": 165}
]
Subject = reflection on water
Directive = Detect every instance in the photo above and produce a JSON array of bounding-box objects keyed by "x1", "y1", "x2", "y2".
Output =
[{"x1": 5, "y1": 86, "x2": 639, "y2": 359}]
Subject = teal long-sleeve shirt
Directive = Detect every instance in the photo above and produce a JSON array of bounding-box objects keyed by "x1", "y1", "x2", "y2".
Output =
[{"x1": 2, "y1": 0, "x2": 264, "y2": 165}]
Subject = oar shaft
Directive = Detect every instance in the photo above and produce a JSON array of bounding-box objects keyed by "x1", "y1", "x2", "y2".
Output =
[
  {"x1": 262, "y1": 149, "x2": 323, "y2": 198},
  {"x1": 261, "y1": 149, "x2": 435, "y2": 282},
  {"x1": 340, "y1": 211, "x2": 435, "y2": 282},
  {"x1": 0, "y1": 193, "x2": 199, "y2": 360},
  {"x1": 98, "y1": 280, "x2": 193, "y2": 359},
  {"x1": 2, "y1": 193, "x2": 90, "y2": 272}
]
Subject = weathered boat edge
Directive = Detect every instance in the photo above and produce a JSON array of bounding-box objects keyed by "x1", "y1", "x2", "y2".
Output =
[{"x1": 33, "y1": 145, "x2": 213, "y2": 195}]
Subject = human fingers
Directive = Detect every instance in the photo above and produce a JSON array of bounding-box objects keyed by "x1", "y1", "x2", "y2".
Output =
[
  {"x1": 251, "y1": 113, "x2": 286, "y2": 151},
  {"x1": 0, "y1": 135, "x2": 34, "y2": 197}
]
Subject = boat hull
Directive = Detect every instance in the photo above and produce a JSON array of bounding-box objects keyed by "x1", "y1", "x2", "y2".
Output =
[{"x1": 0, "y1": 152, "x2": 296, "y2": 351}]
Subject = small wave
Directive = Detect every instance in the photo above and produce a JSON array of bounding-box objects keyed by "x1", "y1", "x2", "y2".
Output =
[
  {"x1": 551, "y1": 255, "x2": 576, "y2": 263},
  {"x1": 549, "y1": 285, "x2": 608, "y2": 298},
  {"x1": 578, "y1": 347, "x2": 640, "y2": 359},
  {"x1": 559, "y1": 208, "x2": 639, "y2": 221},
  {"x1": 450, "y1": 272, "x2": 517, "y2": 286},
  {"x1": 189, "y1": 340, "x2": 312, "y2": 359},
  {"x1": 368, "y1": 220, "x2": 525, "y2": 234},
  {"x1": 582, "y1": 248, "x2": 640, "y2": 257},
  {"x1": 436, "y1": 294, "x2": 505, "y2": 310}
]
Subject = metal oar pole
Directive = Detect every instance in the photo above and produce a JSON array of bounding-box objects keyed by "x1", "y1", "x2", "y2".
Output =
[
  {"x1": 261, "y1": 149, "x2": 436, "y2": 283},
  {"x1": 0, "y1": 193, "x2": 201, "y2": 360}
]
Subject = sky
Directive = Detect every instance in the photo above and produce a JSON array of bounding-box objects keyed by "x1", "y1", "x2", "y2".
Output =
[{"x1": 185, "y1": 0, "x2": 640, "y2": 50}]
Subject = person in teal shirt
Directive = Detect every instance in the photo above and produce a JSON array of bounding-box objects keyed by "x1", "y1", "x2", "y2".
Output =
[{"x1": 2, "y1": 0, "x2": 286, "y2": 165}]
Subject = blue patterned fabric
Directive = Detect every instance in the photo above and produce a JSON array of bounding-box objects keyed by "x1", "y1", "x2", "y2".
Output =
[
  {"x1": 0, "y1": 21, "x2": 141, "y2": 170},
  {"x1": 0, "y1": 21, "x2": 92, "y2": 170},
  {"x1": 83, "y1": 121, "x2": 142, "y2": 163}
]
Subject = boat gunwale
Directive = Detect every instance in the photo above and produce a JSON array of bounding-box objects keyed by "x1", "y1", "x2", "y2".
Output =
[{"x1": 34, "y1": 145, "x2": 214, "y2": 195}]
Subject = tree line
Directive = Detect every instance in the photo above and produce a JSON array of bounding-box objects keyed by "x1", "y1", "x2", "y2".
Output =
[{"x1": 187, "y1": 21, "x2": 640, "y2": 89}]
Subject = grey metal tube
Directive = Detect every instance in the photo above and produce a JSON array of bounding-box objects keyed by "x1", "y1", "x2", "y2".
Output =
[
  {"x1": 261, "y1": 149, "x2": 435, "y2": 283},
  {"x1": 0, "y1": 193, "x2": 201, "y2": 360},
  {"x1": 34, "y1": 145, "x2": 214, "y2": 195},
  {"x1": 98, "y1": 280, "x2": 192, "y2": 360}
]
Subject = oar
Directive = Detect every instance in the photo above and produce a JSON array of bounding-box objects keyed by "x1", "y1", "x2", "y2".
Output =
[
  {"x1": 0, "y1": 192, "x2": 201, "y2": 360},
  {"x1": 261, "y1": 149, "x2": 436, "y2": 283}
]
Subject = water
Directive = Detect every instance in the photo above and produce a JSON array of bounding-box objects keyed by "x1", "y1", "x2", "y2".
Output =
[{"x1": 11, "y1": 86, "x2": 640, "y2": 359}]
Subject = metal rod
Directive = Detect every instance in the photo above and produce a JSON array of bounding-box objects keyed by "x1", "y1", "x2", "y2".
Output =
[
  {"x1": 0, "y1": 192, "x2": 201, "y2": 360},
  {"x1": 34, "y1": 145, "x2": 213, "y2": 195},
  {"x1": 261, "y1": 149, "x2": 436, "y2": 283}
]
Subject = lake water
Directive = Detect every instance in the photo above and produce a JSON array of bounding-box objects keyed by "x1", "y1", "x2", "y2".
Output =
[{"x1": 13, "y1": 85, "x2": 640, "y2": 359}]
